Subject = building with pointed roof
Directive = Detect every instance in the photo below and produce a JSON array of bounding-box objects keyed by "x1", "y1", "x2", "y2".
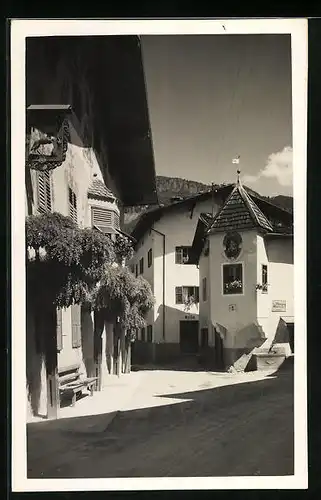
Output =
[
  {"x1": 191, "y1": 173, "x2": 294, "y2": 372},
  {"x1": 128, "y1": 173, "x2": 292, "y2": 369}
]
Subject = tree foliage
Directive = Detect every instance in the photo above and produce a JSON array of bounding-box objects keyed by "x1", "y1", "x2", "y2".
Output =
[
  {"x1": 113, "y1": 233, "x2": 134, "y2": 264},
  {"x1": 26, "y1": 212, "x2": 116, "y2": 307},
  {"x1": 26, "y1": 212, "x2": 154, "y2": 341},
  {"x1": 93, "y1": 265, "x2": 155, "y2": 337}
]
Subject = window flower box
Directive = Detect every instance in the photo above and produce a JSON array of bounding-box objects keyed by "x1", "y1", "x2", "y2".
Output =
[{"x1": 224, "y1": 279, "x2": 242, "y2": 294}]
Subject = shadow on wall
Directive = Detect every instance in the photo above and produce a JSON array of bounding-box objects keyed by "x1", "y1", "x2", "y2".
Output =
[
  {"x1": 265, "y1": 238, "x2": 293, "y2": 265},
  {"x1": 133, "y1": 303, "x2": 202, "y2": 369},
  {"x1": 26, "y1": 298, "x2": 46, "y2": 418},
  {"x1": 132, "y1": 306, "x2": 268, "y2": 374},
  {"x1": 221, "y1": 322, "x2": 267, "y2": 372},
  {"x1": 25, "y1": 166, "x2": 34, "y2": 216},
  {"x1": 27, "y1": 369, "x2": 294, "y2": 478}
]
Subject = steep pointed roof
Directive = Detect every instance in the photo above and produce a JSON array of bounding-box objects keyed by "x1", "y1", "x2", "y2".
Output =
[
  {"x1": 208, "y1": 175, "x2": 273, "y2": 234},
  {"x1": 87, "y1": 178, "x2": 116, "y2": 201}
]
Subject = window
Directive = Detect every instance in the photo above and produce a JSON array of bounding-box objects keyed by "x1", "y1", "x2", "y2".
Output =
[
  {"x1": 37, "y1": 171, "x2": 52, "y2": 213},
  {"x1": 201, "y1": 328, "x2": 208, "y2": 348},
  {"x1": 202, "y1": 277, "x2": 207, "y2": 301},
  {"x1": 175, "y1": 246, "x2": 193, "y2": 264},
  {"x1": 175, "y1": 286, "x2": 199, "y2": 304},
  {"x1": 141, "y1": 327, "x2": 146, "y2": 342},
  {"x1": 139, "y1": 257, "x2": 144, "y2": 275},
  {"x1": 262, "y1": 264, "x2": 268, "y2": 293},
  {"x1": 91, "y1": 207, "x2": 119, "y2": 233},
  {"x1": 69, "y1": 187, "x2": 77, "y2": 223},
  {"x1": 148, "y1": 248, "x2": 153, "y2": 268},
  {"x1": 223, "y1": 263, "x2": 243, "y2": 295},
  {"x1": 147, "y1": 325, "x2": 153, "y2": 342},
  {"x1": 130, "y1": 265, "x2": 135, "y2": 274},
  {"x1": 135, "y1": 264, "x2": 138, "y2": 278}
]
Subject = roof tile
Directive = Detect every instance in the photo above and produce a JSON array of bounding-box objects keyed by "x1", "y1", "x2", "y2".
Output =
[
  {"x1": 209, "y1": 184, "x2": 273, "y2": 233},
  {"x1": 87, "y1": 179, "x2": 115, "y2": 201}
]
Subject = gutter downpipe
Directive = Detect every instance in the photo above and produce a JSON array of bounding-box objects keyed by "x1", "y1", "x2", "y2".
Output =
[{"x1": 151, "y1": 227, "x2": 166, "y2": 343}]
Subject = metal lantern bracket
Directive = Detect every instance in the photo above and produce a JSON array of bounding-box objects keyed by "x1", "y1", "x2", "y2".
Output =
[{"x1": 26, "y1": 105, "x2": 72, "y2": 172}]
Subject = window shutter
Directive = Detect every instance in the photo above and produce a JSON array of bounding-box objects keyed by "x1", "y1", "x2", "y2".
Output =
[
  {"x1": 175, "y1": 248, "x2": 182, "y2": 264},
  {"x1": 68, "y1": 187, "x2": 77, "y2": 223},
  {"x1": 114, "y1": 211, "x2": 120, "y2": 229},
  {"x1": 175, "y1": 287, "x2": 183, "y2": 304},
  {"x1": 92, "y1": 207, "x2": 119, "y2": 233},
  {"x1": 71, "y1": 305, "x2": 82, "y2": 348},
  {"x1": 202, "y1": 278, "x2": 207, "y2": 301},
  {"x1": 56, "y1": 308, "x2": 63, "y2": 352},
  {"x1": 37, "y1": 171, "x2": 52, "y2": 213}
]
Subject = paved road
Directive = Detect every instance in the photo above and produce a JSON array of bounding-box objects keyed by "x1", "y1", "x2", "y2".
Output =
[{"x1": 27, "y1": 366, "x2": 293, "y2": 478}]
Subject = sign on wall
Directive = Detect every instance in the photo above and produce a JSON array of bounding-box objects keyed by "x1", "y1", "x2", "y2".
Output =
[{"x1": 272, "y1": 300, "x2": 286, "y2": 312}]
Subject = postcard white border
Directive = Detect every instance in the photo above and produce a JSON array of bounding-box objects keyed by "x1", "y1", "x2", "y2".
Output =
[{"x1": 11, "y1": 18, "x2": 308, "y2": 491}]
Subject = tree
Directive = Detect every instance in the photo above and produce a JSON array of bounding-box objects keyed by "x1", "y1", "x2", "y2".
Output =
[
  {"x1": 26, "y1": 212, "x2": 116, "y2": 309},
  {"x1": 92, "y1": 266, "x2": 155, "y2": 374},
  {"x1": 26, "y1": 212, "x2": 117, "y2": 416}
]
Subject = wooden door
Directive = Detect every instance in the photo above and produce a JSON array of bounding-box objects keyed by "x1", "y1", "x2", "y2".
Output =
[{"x1": 179, "y1": 320, "x2": 199, "y2": 354}]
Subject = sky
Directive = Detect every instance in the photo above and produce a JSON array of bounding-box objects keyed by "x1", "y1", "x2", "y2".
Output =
[{"x1": 141, "y1": 34, "x2": 293, "y2": 197}]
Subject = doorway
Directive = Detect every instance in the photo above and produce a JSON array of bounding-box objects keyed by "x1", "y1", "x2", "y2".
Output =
[{"x1": 179, "y1": 320, "x2": 199, "y2": 354}]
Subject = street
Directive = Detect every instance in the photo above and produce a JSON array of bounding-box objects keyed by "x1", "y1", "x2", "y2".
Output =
[{"x1": 27, "y1": 364, "x2": 293, "y2": 478}]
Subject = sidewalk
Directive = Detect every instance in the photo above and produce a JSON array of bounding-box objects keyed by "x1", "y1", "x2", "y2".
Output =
[{"x1": 28, "y1": 371, "x2": 144, "y2": 429}]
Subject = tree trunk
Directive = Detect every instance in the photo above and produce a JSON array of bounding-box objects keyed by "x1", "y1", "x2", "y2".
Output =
[
  {"x1": 121, "y1": 332, "x2": 127, "y2": 373},
  {"x1": 105, "y1": 321, "x2": 114, "y2": 375},
  {"x1": 113, "y1": 322, "x2": 124, "y2": 377},
  {"x1": 93, "y1": 310, "x2": 104, "y2": 391},
  {"x1": 124, "y1": 338, "x2": 131, "y2": 374},
  {"x1": 116, "y1": 335, "x2": 122, "y2": 377}
]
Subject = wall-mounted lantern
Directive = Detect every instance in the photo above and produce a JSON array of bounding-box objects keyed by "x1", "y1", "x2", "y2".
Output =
[{"x1": 26, "y1": 104, "x2": 72, "y2": 172}]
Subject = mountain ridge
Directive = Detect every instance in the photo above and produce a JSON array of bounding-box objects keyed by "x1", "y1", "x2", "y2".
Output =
[{"x1": 124, "y1": 175, "x2": 293, "y2": 232}]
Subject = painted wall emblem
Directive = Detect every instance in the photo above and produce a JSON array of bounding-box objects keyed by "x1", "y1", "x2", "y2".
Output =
[
  {"x1": 26, "y1": 118, "x2": 70, "y2": 171},
  {"x1": 223, "y1": 232, "x2": 242, "y2": 260}
]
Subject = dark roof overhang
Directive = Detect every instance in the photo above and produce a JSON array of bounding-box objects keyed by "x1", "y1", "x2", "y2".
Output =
[
  {"x1": 190, "y1": 218, "x2": 209, "y2": 265},
  {"x1": 26, "y1": 104, "x2": 73, "y2": 128},
  {"x1": 26, "y1": 36, "x2": 158, "y2": 207},
  {"x1": 264, "y1": 232, "x2": 294, "y2": 239}
]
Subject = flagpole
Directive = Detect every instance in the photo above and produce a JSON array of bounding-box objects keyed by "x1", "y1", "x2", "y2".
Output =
[
  {"x1": 232, "y1": 155, "x2": 240, "y2": 184},
  {"x1": 211, "y1": 182, "x2": 215, "y2": 217}
]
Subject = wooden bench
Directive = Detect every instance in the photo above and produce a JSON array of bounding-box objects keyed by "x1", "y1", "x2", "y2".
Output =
[{"x1": 58, "y1": 364, "x2": 98, "y2": 407}]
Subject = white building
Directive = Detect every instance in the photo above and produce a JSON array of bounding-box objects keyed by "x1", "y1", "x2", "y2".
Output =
[
  {"x1": 129, "y1": 186, "x2": 233, "y2": 364},
  {"x1": 191, "y1": 175, "x2": 294, "y2": 372},
  {"x1": 25, "y1": 35, "x2": 157, "y2": 420},
  {"x1": 129, "y1": 178, "x2": 293, "y2": 371}
]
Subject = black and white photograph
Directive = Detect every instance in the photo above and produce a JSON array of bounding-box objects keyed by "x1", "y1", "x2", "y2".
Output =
[{"x1": 11, "y1": 19, "x2": 308, "y2": 491}]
